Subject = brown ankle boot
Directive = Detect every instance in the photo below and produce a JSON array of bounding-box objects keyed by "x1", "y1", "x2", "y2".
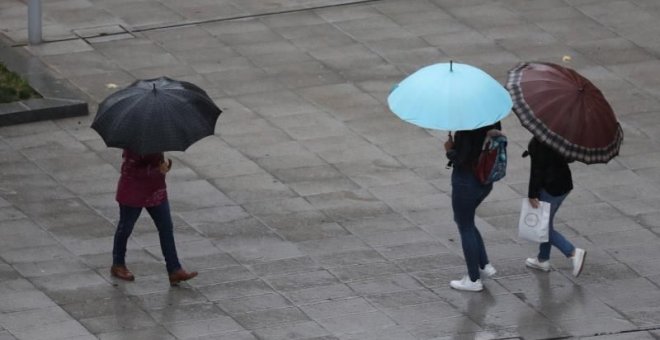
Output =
[
  {"x1": 168, "y1": 268, "x2": 198, "y2": 286},
  {"x1": 110, "y1": 265, "x2": 135, "y2": 281}
]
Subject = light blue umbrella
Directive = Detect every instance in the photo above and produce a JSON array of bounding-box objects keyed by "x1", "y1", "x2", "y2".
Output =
[{"x1": 388, "y1": 62, "x2": 512, "y2": 131}]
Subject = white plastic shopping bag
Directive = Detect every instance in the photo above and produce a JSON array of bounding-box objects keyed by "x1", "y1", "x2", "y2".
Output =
[{"x1": 518, "y1": 198, "x2": 550, "y2": 243}]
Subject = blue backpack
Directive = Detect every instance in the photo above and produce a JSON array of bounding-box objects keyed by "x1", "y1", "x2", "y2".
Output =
[{"x1": 473, "y1": 133, "x2": 507, "y2": 185}]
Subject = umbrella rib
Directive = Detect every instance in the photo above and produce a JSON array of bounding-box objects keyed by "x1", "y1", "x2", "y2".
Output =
[
  {"x1": 107, "y1": 92, "x2": 155, "y2": 149},
  {"x1": 160, "y1": 90, "x2": 219, "y2": 129}
]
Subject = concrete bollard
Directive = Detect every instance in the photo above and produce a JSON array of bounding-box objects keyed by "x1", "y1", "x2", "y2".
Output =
[{"x1": 28, "y1": 0, "x2": 42, "y2": 45}]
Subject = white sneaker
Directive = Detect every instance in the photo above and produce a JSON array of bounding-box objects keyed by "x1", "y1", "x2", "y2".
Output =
[
  {"x1": 480, "y1": 264, "x2": 497, "y2": 278},
  {"x1": 571, "y1": 248, "x2": 586, "y2": 277},
  {"x1": 450, "y1": 275, "x2": 483, "y2": 292},
  {"x1": 525, "y1": 257, "x2": 551, "y2": 272}
]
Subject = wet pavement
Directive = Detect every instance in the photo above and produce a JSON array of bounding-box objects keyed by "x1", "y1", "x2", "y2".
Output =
[{"x1": 1, "y1": 0, "x2": 660, "y2": 339}]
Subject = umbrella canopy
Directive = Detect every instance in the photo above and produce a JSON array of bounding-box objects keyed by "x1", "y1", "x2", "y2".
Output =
[
  {"x1": 92, "y1": 77, "x2": 222, "y2": 155},
  {"x1": 388, "y1": 62, "x2": 512, "y2": 131},
  {"x1": 506, "y1": 62, "x2": 623, "y2": 164}
]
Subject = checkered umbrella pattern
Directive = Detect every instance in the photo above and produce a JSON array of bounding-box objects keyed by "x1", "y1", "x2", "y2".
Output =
[{"x1": 506, "y1": 62, "x2": 623, "y2": 164}]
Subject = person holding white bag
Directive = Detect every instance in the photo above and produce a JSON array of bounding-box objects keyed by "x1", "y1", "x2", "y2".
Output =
[{"x1": 524, "y1": 137, "x2": 586, "y2": 277}]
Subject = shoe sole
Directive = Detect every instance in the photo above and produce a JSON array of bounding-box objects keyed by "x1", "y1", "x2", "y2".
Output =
[
  {"x1": 573, "y1": 251, "x2": 587, "y2": 277},
  {"x1": 450, "y1": 283, "x2": 483, "y2": 292},
  {"x1": 525, "y1": 261, "x2": 551, "y2": 272},
  {"x1": 169, "y1": 273, "x2": 198, "y2": 286},
  {"x1": 110, "y1": 272, "x2": 135, "y2": 281},
  {"x1": 110, "y1": 268, "x2": 135, "y2": 281}
]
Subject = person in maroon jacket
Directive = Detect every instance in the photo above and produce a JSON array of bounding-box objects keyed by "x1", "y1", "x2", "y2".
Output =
[{"x1": 111, "y1": 149, "x2": 197, "y2": 285}]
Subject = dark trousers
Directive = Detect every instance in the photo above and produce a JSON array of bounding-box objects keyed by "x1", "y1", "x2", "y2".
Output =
[
  {"x1": 452, "y1": 168, "x2": 493, "y2": 282},
  {"x1": 112, "y1": 200, "x2": 181, "y2": 273}
]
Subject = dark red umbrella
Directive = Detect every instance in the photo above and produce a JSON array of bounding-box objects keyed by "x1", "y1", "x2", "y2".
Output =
[{"x1": 506, "y1": 62, "x2": 623, "y2": 164}]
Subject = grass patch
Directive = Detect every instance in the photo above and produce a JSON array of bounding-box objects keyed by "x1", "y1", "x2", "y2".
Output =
[{"x1": 0, "y1": 62, "x2": 41, "y2": 103}]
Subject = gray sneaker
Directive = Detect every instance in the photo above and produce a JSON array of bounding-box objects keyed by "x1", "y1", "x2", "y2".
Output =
[
  {"x1": 450, "y1": 275, "x2": 483, "y2": 292},
  {"x1": 480, "y1": 264, "x2": 497, "y2": 278},
  {"x1": 571, "y1": 248, "x2": 586, "y2": 277},
  {"x1": 525, "y1": 257, "x2": 551, "y2": 272}
]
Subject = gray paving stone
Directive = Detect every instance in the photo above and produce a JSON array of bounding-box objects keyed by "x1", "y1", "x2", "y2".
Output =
[
  {"x1": 3, "y1": 0, "x2": 660, "y2": 337},
  {"x1": 313, "y1": 248, "x2": 387, "y2": 267},
  {"x1": 9, "y1": 320, "x2": 92, "y2": 340},
  {"x1": 297, "y1": 235, "x2": 369, "y2": 256},
  {"x1": 189, "y1": 331, "x2": 259, "y2": 340},
  {"x1": 45, "y1": 284, "x2": 126, "y2": 305},
  {"x1": 306, "y1": 190, "x2": 393, "y2": 221},
  {"x1": 412, "y1": 316, "x2": 482, "y2": 339},
  {"x1": 79, "y1": 309, "x2": 157, "y2": 335},
  {"x1": 384, "y1": 300, "x2": 461, "y2": 327},
  {"x1": 163, "y1": 316, "x2": 243, "y2": 339},
  {"x1": 347, "y1": 273, "x2": 424, "y2": 295},
  {"x1": 216, "y1": 293, "x2": 293, "y2": 315},
  {"x1": 97, "y1": 327, "x2": 176, "y2": 340},
  {"x1": 394, "y1": 253, "x2": 466, "y2": 273},
  {"x1": 129, "y1": 287, "x2": 208, "y2": 311},
  {"x1": 188, "y1": 266, "x2": 256, "y2": 288},
  {"x1": 315, "y1": 311, "x2": 396, "y2": 336},
  {"x1": 0, "y1": 331, "x2": 16, "y2": 340},
  {"x1": 12, "y1": 258, "x2": 89, "y2": 278},
  {"x1": 360, "y1": 229, "x2": 434, "y2": 247},
  {"x1": 0, "y1": 305, "x2": 73, "y2": 332},
  {"x1": 148, "y1": 302, "x2": 227, "y2": 324},
  {"x1": 199, "y1": 279, "x2": 274, "y2": 301},
  {"x1": 330, "y1": 262, "x2": 403, "y2": 282},
  {"x1": 556, "y1": 317, "x2": 641, "y2": 338},
  {"x1": 178, "y1": 205, "x2": 250, "y2": 226},
  {"x1": 340, "y1": 326, "x2": 416, "y2": 340},
  {"x1": 0, "y1": 290, "x2": 58, "y2": 313},
  {"x1": 249, "y1": 256, "x2": 320, "y2": 277},
  {"x1": 26, "y1": 39, "x2": 94, "y2": 56},
  {"x1": 282, "y1": 283, "x2": 355, "y2": 305},
  {"x1": 265, "y1": 270, "x2": 339, "y2": 292},
  {"x1": 250, "y1": 321, "x2": 330, "y2": 340},
  {"x1": 180, "y1": 252, "x2": 240, "y2": 272},
  {"x1": 232, "y1": 306, "x2": 310, "y2": 330}
]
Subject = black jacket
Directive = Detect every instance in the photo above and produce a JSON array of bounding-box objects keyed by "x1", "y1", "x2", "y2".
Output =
[
  {"x1": 446, "y1": 122, "x2": 501, "y2": 171},
  {"x1": 527, "y1": 138, "x2": 573, "y2": 198}
]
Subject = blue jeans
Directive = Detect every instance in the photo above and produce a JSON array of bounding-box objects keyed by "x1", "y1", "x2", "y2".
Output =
[
  {"x1": 112, "y1": 200, "x2": 182, "y2": 273},
  {"x1": 537, "y1": 190, "x2": 575, "y2": 261},
  {"x1": 452, "y1": 168, "x2": 493, "y2": 282}
]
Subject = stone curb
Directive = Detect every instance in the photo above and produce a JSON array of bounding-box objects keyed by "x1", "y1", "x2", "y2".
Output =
[{"x1": 0, "y1": 38, "x2": 88, "y2": 126}]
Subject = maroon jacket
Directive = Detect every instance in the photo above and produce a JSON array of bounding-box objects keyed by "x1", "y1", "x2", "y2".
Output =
[{"x1": 116, "y1": 149, "x2": 167, "y2": 207}]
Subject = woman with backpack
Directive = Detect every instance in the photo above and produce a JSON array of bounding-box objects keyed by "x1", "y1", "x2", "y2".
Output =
[
  {"x1": 523, "y1": 137, "x2": 586, "y2": 277},
  {"x1": 444, "y1": 121, "x2": 501, "y2": 292}
]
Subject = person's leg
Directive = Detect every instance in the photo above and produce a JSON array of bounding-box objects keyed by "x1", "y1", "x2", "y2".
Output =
[
  {"x1": 113, "y1": 205, "x2": 142, "y2": 266},
  {"x1": 146, "y1": 200, "x2": 182, "y2": 274},
  {"x1": 474, "y1": 228, "x2": 489, "y2": 269},
  {"x1": 452, "y1": 171, "x2": 489, "y2": 282},
  {"x1": 474, "y1": 184, "x2": 493, "y2": 269},
  {"x1": 537, "y1": 190, "x2": 574, "y2": 261}
]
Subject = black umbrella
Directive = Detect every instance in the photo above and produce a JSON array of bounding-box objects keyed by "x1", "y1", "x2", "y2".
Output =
[{"x1": 92, "y1": 77, "x2": 222, "y2": 155}]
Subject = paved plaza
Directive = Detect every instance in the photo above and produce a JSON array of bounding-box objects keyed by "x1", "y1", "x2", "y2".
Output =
[{"x1": 1, "y1": 0, "x2": 660, "y2": 339}]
